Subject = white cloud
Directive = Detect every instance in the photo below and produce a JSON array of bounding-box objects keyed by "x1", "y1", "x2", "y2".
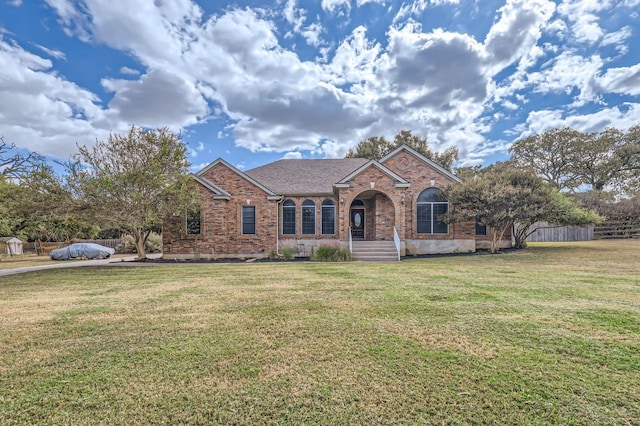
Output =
[
  {"x1": 34, "y1": 44, "x2": 66, "y2": 60},
  {"x1": 282, "y1": 151, "x2": 303, "y2": 159},
  {"x1": 596, "y1": 63, "x2": 640, "y2": 96},
  {"x1": 1, "y1": 0, "x2": 638, "y2": 166},
  {"x1": 0, "y1": 35, "x2": 112, "y2": 158},
  {"x1": 522, "y1": 103, "x2": 640, "y2": 138},
  {"x1": 101, "y1": 69, "x2": 208, "y2": 128},
  {"x1": 483, "y1": 0, "x2": 556, "y2": 75},
  {"x1": 527, "y1": 52, "x2": 605, "y2": 106},
  {"x1": 556, "y1": 0, "x2": 611, "y2": 44},
  {"x1": 321, "y1": 0, "x2": 351, "y2": 14},
  {"x1": 119, "y1": 66, "x2": 140, "y2": 75}
]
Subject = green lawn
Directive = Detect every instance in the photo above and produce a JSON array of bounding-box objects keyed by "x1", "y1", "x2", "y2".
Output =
[{"x1": 1, "y1": 240, "x2": 639, "y2": 425}]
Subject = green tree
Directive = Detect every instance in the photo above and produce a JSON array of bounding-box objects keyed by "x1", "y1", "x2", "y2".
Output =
[
  {"x1": 13, "y1": 163, "x2": 83, "y2": 243},
  {"x1": 1, "y1": 138, "x2": 81, "y2": 246},
  {"x1": 67, "y1": 126, "x2": 196, "y2": 259},
  {"x1": 345, "y1": 136, "x2": 392, "y2": 160},
  {"x1": 509, "y1": 127, "x2": 586, "y2": 191},
  {"x1": 445, "y1": 166, "x2": 600, "y2": 252},
  {"x1": 346, "y1": 130, "x2": 459, "y2": 172},
  {"x1": 510, "y1": 126, "x2": 640, "y2": 194},
  {"x1": 614, "y1": 124, "x2": 640, "y2": 193}
]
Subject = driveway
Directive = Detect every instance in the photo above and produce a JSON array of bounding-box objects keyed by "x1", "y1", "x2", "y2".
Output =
[{"x1": 0, "y1": 254, "x2": 162, "y2": 277}]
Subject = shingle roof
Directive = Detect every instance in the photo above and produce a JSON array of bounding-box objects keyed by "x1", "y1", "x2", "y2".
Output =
[{"x1": 245, "y1": 158, "x2": 369, "y2": 195}]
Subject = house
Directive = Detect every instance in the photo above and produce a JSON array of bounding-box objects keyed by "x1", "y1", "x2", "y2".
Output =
[
  {"x1": 162, "y1": 145, "x2": 508, "y2": 260},
  {"x1": 0, "y1": 237, "x2": 24, "y2": 256}
]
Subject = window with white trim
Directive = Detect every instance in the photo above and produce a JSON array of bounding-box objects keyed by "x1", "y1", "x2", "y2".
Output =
[
  {"x1": 242, "y1": 206, "x2": 256, "y2": 235},
  {"x1": 417, "y1": 188, "x2": 448, "y2": 234},
  {"x1": 282, "y1": 200, "x2": 296, "y2": 235},
  {"x1": 321, "y1": 199, "x2": 335, "y2": 235},
  {"x1": 302, "y1": 199, "x2": 316, "y2": 235}
]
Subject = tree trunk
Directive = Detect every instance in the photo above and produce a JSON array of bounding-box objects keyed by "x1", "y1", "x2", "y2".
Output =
[
  {"x1": 132, "y1": 229, "x2": 147, "y2": 260},
  {"x1": 513, "y1": 223, "x2": 531, "y2": 249},
  {"x1": 489, "y1": 225, "x2": 510, "y2": 253}
]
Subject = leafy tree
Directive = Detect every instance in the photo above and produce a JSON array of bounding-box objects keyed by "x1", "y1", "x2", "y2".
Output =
[
  {"x1": 67, "y1": 126, "x2": 196, "y2": 259},
  {"x1": 512, "y1": 190, "x2": 602, "y2": 248},
  {"x1": 1, "y1": 137, "x2": 82, "y2": 246},
  {"x1": 345, "y1": 136, "x2": 392, "y2": 160},
  {"x1": 572, "y1": 128, "x2": 622, "y2": 192},
  {"x1": 509, "y1": 128, "x2": 586, "y2": 191},
  {"x1": 510, "y1": 126, "x2": 640, "y2": 194},
  {"x1": 615, "y1": 124, "x2": 640, "y2": 193},
  {"x1": 454, "y1": 165, "x2": 482, "y2": 182},
  {"x1": 14, "y1": 163, "x2": 83, "y2": 242},
  {"x1": 445, "y1": 166, "x2": 600, "y2": 252},
  {"x1": 346, "y1": 130, "x2": 459, "y2": 172}
]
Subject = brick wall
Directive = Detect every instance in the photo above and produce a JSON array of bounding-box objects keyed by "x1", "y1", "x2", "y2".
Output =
[{"x1": 163, "y1": 162, "x2": 279, "y2": 258}]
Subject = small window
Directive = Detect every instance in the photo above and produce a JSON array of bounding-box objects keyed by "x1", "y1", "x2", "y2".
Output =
[
  {"x1": 186, "y1": 210, "x2": 201, "y2": 235},
  {"x1": 282, "y1": 200, "x2": 296, "y2": 235},
  {"x1": 417, "y1": 188, "x2": 448, "y2": 234},
  {"x1": 302, "y1": 199, "x2": 316, "y2": 235},
  {"x1": 476, "y1": 220, "x2": 487, "y2": 236},
  {"x1": 321, "y1": 199, "x2": 335, "y2": 235},
  {"x1": 242, "y1": 206, "x2": 256, "y2": 235}
]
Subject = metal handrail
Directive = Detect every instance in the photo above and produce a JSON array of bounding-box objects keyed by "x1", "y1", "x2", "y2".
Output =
[
  {"x1": 349, "y1": 226, "x2": 353, "y2": 254},
  {"x1": 393, "y1": 226, "x2": 401, "y2": 261}
]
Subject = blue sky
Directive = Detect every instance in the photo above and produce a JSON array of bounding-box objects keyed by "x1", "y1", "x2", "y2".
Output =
[{"x1": 1, "y1": 0, "x2": 639, "y2": 172}]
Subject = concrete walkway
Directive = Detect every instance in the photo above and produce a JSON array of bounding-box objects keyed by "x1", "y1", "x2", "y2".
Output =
[{"x1": 0, "y1": 254, "x2": 163, "y2": 277}]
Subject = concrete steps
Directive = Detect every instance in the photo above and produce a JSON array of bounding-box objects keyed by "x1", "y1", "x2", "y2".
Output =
[{"x1": 351, "y1": 240, "x2": 399, "y2": 261}]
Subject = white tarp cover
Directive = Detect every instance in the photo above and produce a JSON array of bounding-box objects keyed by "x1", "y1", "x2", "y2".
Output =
[{"x1": 49, "y1": 243, "x2": 115, "y2": 260}]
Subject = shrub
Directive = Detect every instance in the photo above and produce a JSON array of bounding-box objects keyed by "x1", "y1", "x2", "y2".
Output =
[
  {"x1": 312, "y1": 244, "x2": 351, "y2": 261},
  {"x1": 280, "y1": 245, "x2": 294, "y2": 260}
]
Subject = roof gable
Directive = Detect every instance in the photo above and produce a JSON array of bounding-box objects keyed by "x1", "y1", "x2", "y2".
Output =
[
  {"x1": 380, "y1": 144, "x2": 462, "y2": 183},
  {"x1": 191, "y1": 174, "x2": 231, "y2": 200},
  {"x1": 337, "y1": 160, "x2": 410, "y2": 187},
  {"x1": 196, "y1": 158, "x2": 279, "y2": 197}
]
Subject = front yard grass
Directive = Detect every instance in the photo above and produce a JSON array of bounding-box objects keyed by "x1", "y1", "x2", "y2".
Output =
[{"x1": 1, "y1": 240, "x2": 639, "y2": 424}]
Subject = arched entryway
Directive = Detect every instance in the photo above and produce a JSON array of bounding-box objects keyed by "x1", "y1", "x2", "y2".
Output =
[{"x1": 349, "y1": 190, "x2": 396, "y2": 241}]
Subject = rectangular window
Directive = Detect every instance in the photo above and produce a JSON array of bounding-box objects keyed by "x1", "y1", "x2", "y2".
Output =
[
  {"x1": 416, "y1": 204, "x2": 432, "y2": 234},
  {"x1": 433, "y1": 203, "x2": 449, "y2": 234},
  {"x1": 186, "y1": 210, "x2": 201, "y2": 235},
  {"x1": 321, "y1": 205, "x2": 335, "y2": 235},
  {"x1": 476, "y1": 220, "x2": 487, "y2": 236},
  {"x1": 283, "y1": 206, "x2": 295, "y2": 235},
  {"x1": 242, "y1": 206, "x2": 255, "y2": 235},
  {"x1": 302, "y1": 205, "x2": 315, "y2": 235}
]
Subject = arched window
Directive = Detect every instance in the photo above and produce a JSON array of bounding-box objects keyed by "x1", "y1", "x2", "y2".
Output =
[
  {"x1": 282, "y1": 200, "x2": 296, "y2": 235},
  {"x1": 302, "y1": 199, "x2": 316, "y2": 235},
  {"x1": 321, "y1": 199, "x2": 335, "y2": 235},
  {"x1": 417, "y1": 188, "x2": 448, "y2": 234}
]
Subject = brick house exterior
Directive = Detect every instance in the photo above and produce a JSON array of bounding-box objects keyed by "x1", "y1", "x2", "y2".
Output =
[{"x1": 162, "y1": 145, "x2": 510, "y2": 259}]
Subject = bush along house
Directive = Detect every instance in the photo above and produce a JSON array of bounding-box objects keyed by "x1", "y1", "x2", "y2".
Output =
[{"x1": 162, "y1": 145, "x2": 509, "y2": 261}]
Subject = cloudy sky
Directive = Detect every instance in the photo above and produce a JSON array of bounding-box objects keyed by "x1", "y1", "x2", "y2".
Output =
[{"x1": 1, "y1": 0, "x2": 639, "y2": 171}]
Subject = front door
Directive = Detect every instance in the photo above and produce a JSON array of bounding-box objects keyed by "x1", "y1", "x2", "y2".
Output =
[{"x1": 350, "y1": 209, "x2": 365, "y2": 239}]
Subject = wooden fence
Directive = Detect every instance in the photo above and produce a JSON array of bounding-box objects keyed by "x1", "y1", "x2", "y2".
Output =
[
  {"x1": 593, "y1": 221, "x2": 640, "y2": 239},
  {"x1": 526, "y1": 222, "x2": 594, "y2": 242}
]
